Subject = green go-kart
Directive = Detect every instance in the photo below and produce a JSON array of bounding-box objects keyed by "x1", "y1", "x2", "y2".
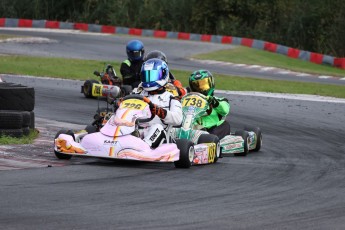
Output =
[{"x1": 174, "y1": 92, "x2": 262, "y2": 159}]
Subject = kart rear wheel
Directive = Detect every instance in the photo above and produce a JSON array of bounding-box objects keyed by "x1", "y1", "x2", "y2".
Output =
[
  {"x1": 197, "y1": 134, "x2": 220, "y2": 163},
  {"x1": 83, "y1": 80, "x2": 98, "y2": 98},
  {"x1": 174, "y1": 139, "x2": 194, "y2": 168},
  {"x1": 234, "y1": 130, "x2": 249, "y2": 156},
  {"x1": 244, "y1": 125, "x2": 262, "y2": 152},
  {"x1": 54, "y1": 129, "x2": 74, "y2": 160}
]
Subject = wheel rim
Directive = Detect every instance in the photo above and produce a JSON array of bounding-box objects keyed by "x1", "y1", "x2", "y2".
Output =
[
  {"x1": 84, "y1": 84, "x2": 90, "y2": 94},
  {"x1": 188, "y1": 146, "x2": 194, "y2": 163},
  {"x1": 216, "y1": 142, "x2": 221, "y2": 157},
  {"x1": 246, "y1": 137, "x2": 250, "y2": 151}
]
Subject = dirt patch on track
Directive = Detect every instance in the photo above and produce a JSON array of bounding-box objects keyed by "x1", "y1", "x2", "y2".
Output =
[{"x1": 0, "y1": 118, "x2": 85, "y2": 170}]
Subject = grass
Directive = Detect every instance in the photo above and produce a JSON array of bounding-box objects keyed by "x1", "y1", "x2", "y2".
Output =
[
  {"x1": 1, "y1": 55, "x2": 345, "y2": 99},
  {"x1": 0, "y1": 129, "x2": 39, "y2": 145},
  {"x1": 0, "y1": 34, "x2": 20, "y2": 40},
  {"x1": 1, "y1": 43, "x2": 345, "y2": 145},
  {"x1": 193, "y1": 46, "x2": 345, "y2": 77}
]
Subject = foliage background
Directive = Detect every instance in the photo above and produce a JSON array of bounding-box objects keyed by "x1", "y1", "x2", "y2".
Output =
[{"x1": 1, "y1": 0, "x2": 344, "y2": 57}]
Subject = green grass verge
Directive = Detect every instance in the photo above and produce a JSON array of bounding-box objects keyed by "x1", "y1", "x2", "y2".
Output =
[
  {"x1": 1, "y1": 55, "x2": 345, "y2": 99},
  {"x1": 0, "y1": 34, "x2": 20, "y2": 40},
  {"x1": 193, "y1": 46, "x2": 345, "y2": 77},
  {"x1": 0, "y1": 129, "x2": 39, "y2": 145}
]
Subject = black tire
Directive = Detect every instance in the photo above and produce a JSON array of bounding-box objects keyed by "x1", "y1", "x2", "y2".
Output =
[
  {"x1": 21, "y1": 111, "x2": 31, "y2": 127},
  {"x1": 0, "y1": 111, "x2": 23, "y2": 129},
  {"x1": 0, "y1": 128, "x2": 23, "y2": 138},
  {"x1": 197, "y1": 134, "x2": 220, "y2": 163},
  {"x1": 85, "y1": 124, "x2": 98, "y2": 134},
  {"x1": 54, "y1": 129, "x2": 74, "y2": 160},
  {"x1": 0, "y1": 85, "x2": 35, "y2": 111},
  {"x1": 22, "y1": 127, "x2": 30, "y2": 136},
  {"x1": 83, "y1": 80, "x2": 99, "y2": 98},
  {"x1": 244, "y1": 125, "x2": 262, "y2": 152},
  {"x1": 120, "y1": 85, "x2": 133, "y2": 97},
  {"x1": 234, "y1": 130, "x2": 249, "y2": 156},
  {"x1": 29, "y1": 111, "x2": 35, "y2": 130},
  {"x1": 174, "y1": 139, "x2": 194, "y2": 168}
]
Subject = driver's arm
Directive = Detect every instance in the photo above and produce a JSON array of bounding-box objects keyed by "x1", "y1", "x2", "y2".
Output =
[
  {"x1": 120, "y1": 61, "x2": 136, "y2": 85},
  {"x1": 213, "y1": 97, "x2": 230, "y2": 117},
  {"x1": 162, "y1": 98, "x2": 182, "y2": 126}
]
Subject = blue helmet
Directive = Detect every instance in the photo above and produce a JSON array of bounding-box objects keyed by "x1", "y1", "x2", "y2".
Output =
[
  {"x1": 140, "y1": 58, "x2": 169, "y2": 91},
  {"x1": 126, "y1": 40, "x2": 145, "y2": 61}
]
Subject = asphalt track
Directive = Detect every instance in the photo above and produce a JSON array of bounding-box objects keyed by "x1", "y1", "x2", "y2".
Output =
[
  {"x1": 0, "y1": 29, "x2": 345, "y2": 229},
  {"x1": 1, "y1": 28, "x2": 345, "y2": 85}
]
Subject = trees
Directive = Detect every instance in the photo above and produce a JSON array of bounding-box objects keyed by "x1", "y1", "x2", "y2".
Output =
[{"x1": 0, "y1": 0, "x2": 344, "y2": 56}]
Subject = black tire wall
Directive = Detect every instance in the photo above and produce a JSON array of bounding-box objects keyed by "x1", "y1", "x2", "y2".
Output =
[{"x1": 0, "y1": 82, "x2": 35, "y2": 138}]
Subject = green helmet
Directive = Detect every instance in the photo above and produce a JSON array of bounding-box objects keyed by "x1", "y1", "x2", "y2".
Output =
[{"x1": 189, "y1": 70, "x2": 215, "y2": 96}]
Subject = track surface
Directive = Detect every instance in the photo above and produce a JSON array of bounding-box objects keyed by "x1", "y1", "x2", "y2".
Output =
[
  {"x1": 0, "y1": 30, "x2": 345, "y2": 229},
  {"x1": 1, "y1": 28, "x2": 345, "y2": 85}
]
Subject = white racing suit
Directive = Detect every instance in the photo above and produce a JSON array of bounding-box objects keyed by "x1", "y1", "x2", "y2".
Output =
[{"x1": 139, "y1": 89, "x2": 182, "y2": 148}]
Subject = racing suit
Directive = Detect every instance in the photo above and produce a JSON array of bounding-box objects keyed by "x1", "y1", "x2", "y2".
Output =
[
  {"x1": 139, "y1": 88, "x2": 182, "y2": 148},
  {"x1": 172, "y1": 95, "x2": 230, "y2": 144},
  {"x1": 199, "y1": 96, "x2": 231, "y2": 140},
  {"x1": 120, "y1": 59, "x2": 144, "y2": 88}
]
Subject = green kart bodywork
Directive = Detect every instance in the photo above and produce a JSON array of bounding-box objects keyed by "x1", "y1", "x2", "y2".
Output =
[{"x1": 174, "y1": 92, "x2": 262, "y2": 156}]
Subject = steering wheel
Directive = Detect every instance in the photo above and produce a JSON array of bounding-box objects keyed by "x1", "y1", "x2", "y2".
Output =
[{"x1": 121, "y1": 94, "x2": 155, "y2": 123}]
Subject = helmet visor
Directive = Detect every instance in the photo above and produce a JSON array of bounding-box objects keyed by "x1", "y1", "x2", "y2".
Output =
[
  {"x1": 141, "y1": 70, "x2": 163, "y2": 83},
  {"x1": 190, "y1": 78, "x2": 211, "y2": 92},
  {"x1": 129, "y1": 50, "x2": 143, "y2": 60}
]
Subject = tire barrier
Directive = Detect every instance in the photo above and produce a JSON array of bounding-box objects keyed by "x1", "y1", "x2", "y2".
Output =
[
  {"x1": 0, "y1": 82, "x2": 35, "y2": 138},
  {"x1": 0, "y1": 84, "x2": 35, "y2": 111},
  {"x1": 1, "y1": 17, "x2": 345, "y2": 69}
]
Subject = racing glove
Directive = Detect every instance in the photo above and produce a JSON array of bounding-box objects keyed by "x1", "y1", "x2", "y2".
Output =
[
  {"x1": 143, "y1": 97, "x2": 167, "y2": 119},
  {"x1": 206, "y1": 96, "x2": 219, "y2": 108}
]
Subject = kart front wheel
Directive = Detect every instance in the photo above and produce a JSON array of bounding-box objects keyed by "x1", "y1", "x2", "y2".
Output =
[
  {"x1": 54, "y1": 129, "x2": 74, "y2": 160},
  {"x1": 174, "y1": 139, "x2": 194, "y2": 168},
  {"x1": 85, "y1": 124, "x2": 97, "y2": 134},
  {"x1": 234, "y1": 130, "x2": 249, "y2": 157},
  {"x1": 197, "y1": 134, "x2": 220, "y2": 163}
]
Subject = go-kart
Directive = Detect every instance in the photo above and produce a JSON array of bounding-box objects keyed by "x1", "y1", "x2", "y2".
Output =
[
  {"x1": 174, "y1": 92, "x2": 262, "y2": 157},
  {"x1": 81, "y1": 64, "x2": 132, "y2": 99},
  {"x1": 85, "y1": 81, "x2": 186, "y2": 133},
  {"x1": 54, "y1": 94, "x2": 220, "y2": 168}
]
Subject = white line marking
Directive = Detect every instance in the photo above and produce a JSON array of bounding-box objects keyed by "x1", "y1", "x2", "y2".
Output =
[
  {"x1": 296, "y1": 73, "x2": 312, "y2": 77},
  {"x1": 246, "y1": 65, "x2": 262, "y2": 69},
  {"x1": 277, "y1": 71, "x2": 291, "y2": 74},
  {"x1": 318, "y1": 75, "x2": 332, "y2": 79}
]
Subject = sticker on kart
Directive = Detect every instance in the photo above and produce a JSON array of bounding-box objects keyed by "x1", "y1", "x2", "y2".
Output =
[
  {"x1": 182, "y1": 95, "x2": 206, "y2": 108},
  {"x1": 120, "y1": 99, "x2": 146, "y2": 110},
  {"x1": 193, "y1": 142, "x2": 216, "y2": 165}
]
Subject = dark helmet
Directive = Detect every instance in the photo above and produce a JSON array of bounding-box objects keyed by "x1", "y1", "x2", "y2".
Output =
[
  {"x1": 144, "y1": 50, "x2": 168, "y2": 63},
  {"x1": 126, "y1": 40, "x2": 145, "y2": 61},
  {"x1": 140, "y1": 58, "x2": 169, "y2": 91},
  {"x1": 189, "y1": 70, "x2": 215, "y2": 96}
]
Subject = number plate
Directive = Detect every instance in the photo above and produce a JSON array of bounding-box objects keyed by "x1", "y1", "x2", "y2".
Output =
[
  {"x1": 182, "y1": 95, "x2": 206, "y2": 108},
  {"x1": 120, "y1": 99, "x2": 146, "y2": 110}
]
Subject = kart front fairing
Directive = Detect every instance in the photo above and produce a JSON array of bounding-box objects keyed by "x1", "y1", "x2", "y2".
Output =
[{"x1": 55, "y1": 97, "x2": 180, "y2": 162}]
